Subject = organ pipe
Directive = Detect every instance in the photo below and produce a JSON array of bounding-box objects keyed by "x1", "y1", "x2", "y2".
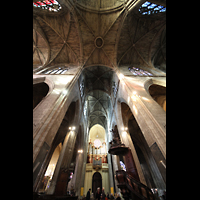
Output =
[{"x1": 87, "y1": 140, "x2": 107, "y2": 163}]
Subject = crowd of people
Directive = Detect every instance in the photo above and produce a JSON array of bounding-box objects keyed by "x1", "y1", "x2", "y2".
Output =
[
  {"x1": 85, "y1": 188, "x2": 122, "y2": 200},
  {"x1": 84, "y1": 187, "x2": 166, "y2": 200}
]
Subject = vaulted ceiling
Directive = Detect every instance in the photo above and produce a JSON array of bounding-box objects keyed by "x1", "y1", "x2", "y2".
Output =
[
  {"x1": 33, "y1": 0, "x2": 166, "y2": 130},
  {"x1": 33, "y1": 0, "x2": 166, "y2": 75},
  {"x1": 117, "y1": 2, "x2": 166, "y2": 74},
  {"x1": 86, "y1": 90, "x2": 111, "y2": 129},
  {"x1": 82, "y1": 66, "x2": 113, "y2": 129}
]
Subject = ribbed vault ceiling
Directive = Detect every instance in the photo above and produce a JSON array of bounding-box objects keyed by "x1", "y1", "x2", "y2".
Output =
[
  {"x1": 117, "y1": 3, "x2": 166, "y2": 73},
  {"x1": 83, "y1": 66, "x2": 113, "y2": 129},
  {"x1": 33, "y1": 0, "x2": 166, "y2": 130},
  {"x1": 33, "y1": 0, "x2": 166, "y2": 75},
  {"x1": 86, "y1": 90, "x2": 110, "y2": 129}
]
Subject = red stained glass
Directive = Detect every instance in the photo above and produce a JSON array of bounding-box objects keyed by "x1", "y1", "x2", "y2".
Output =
[
  {"x1": 43, "y1": 0, "x2": 52, "y2": 5},
  {"x1": 33, "y1": 2, "x2": 38, "y2": 6},
  {"x1": 36, "y1": 2, "x2": 45, "y2": 6},
  {"x1": 33, "y1": 0, "x2": 61, "y2": 11}
]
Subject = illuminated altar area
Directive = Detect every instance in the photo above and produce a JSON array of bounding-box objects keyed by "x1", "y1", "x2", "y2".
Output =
[
  {"x1": 87, "y1": 138, "x2": 107, "y2": 169},
  {"x1": 83, "y1": 125, "x2": 110, "y2": 195}
]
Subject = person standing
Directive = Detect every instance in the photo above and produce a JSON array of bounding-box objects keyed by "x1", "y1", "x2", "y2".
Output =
[
  {"x1": 86, "y1": 188, "x2": 91, "y2": 200},
  {"x1": 101, "y1": 187, "x2": 106, "y2": 200},
  {"x1": 106, "y1": 192, "x2": 110, "y2": 200},
  {"x1": 95, "y1": 187, "x2": 101, "y2": 200},
  {"x1": 110, "y1": 193, "x2": 114, "y2": 200},
  {"x1": 116, "y1": 193, "x2": 121, "y2": 200}
]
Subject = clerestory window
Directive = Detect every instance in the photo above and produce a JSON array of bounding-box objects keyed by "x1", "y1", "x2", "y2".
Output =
[
  {"x1": 33, "y1": 0, "x2": 61, "y2": 12},
  {"x1": 139, "y1": 1, "x2": 166, "y2": 15},
  {"x1": 128, "y1": 66, "x2": 153, "y2": 76},
  {"x1": 41, "y1": 67, "x2": 68, "y2": 74}
]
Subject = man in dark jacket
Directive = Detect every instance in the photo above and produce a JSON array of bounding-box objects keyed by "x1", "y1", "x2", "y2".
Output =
[
  {"x1": 101, "y1": 187, "x2": 106, "y2": 200},
  {"x1": 86, "y1": 188, "x2": 91, "y2": 200},
  {"x1": 95, "y1": 187, "x2": 101, "y2": 200}
]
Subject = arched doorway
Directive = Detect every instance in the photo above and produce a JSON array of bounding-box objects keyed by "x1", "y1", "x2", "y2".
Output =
[{"x1": 92, "y1": 172, "x2": 102, "y2": 194}]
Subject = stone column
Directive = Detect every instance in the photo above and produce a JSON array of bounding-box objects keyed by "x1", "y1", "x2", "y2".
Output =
[
  {"x1": 107, "y1": 153, "x2": 115, "y2": 194},
  {"x1": 111, "y1": 155, "x2": 120, "y2": 193},
  {"x1": 115, "y1": 101, "x2": 146, "y2": 185},
  {"x1": 71, "y1": 149, "x2": 84, "y2": 198},
  {"x1": 117, "y1": 75, "x2": 166, "y2": 159}
]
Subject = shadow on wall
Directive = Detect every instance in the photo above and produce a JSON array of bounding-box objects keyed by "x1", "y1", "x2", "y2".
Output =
[
  {"x1": 149, "y1": 84, "x2": 166, "y2": 111},
  {"x1": 33, "y1": 82, "x2": 49, "y2": 109}
]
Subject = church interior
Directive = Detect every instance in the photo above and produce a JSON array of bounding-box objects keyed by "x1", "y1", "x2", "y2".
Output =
[{"x1": 33, "y1": 0, "x2": 166, "y2": 200}]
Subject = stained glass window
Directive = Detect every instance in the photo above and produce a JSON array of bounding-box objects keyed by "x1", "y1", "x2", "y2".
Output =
[
  {"x1": 128, "y1": 67, "x2": 153, "y2": 76},
  {"x1": 69, "y1": 172, "x2": 73, "y2": 179},
  {"x1": 112, "y1": 81, "x2": 118, "y2": 98},
  {"x1": 120, "y1": 161, "x2": 126, "y2": 171},
  {"x1": 33, "y1": 0, "x2": 61, "y2": 12},
  {"x1": 41, "y1": 67, "x2": 68, "y2": 74},
  {"x1": 139, "y1": 1, "x2": 166, "y2": 15},
  {"x1": 80, "y1": 81, "x2": 84, "y2": 97}
]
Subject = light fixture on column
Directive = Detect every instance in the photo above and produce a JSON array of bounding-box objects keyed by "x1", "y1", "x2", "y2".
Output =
[
  {"x1": 119, "y1": 73, "x2": 124, "y2": 80},
  {"x1": 133, "y1": 91, "x2": 137, "y2": 95},
  {"x1": 78, "y1": 149, "x2": 83, "y2": 153},
  {"x1": 122, "y1": 131, "x2": 126, "y2": 137},
  {"x1": 69, "y1": 126, "x2": 76, "y2": 130},
  {"x1": 160, "y1": 160, "x2": 166, "y2": 168}
]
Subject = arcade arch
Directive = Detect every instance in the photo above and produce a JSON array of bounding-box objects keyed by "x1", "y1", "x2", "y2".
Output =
[
  {"x1": 33, "y1": 82, "x2": 49, "y2": 109},
  {"x1": 33, "y1": 99, "x2": 80, "y2": 192},
  {"x1": 149, "y1": 84, "x2": 166, "y2": 111},
  {"x1": 38, "y1": 143, "x2": 62, "y2": 193},
  {"x1": 121, "y1": 102, "x2": 166, "y2": 190}
]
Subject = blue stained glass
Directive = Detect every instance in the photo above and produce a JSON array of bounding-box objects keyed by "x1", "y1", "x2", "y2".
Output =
[
  {"x1": 160, "y1": 8, "x2": 166, "y2": 12},
  {"x1": 151, "y1": 4, "x2": 157, "y2": 7},
  {"x1": 120, "y1": 161, "x2": 126, "y2": 171},
  {"x1": 148, "y1": 4, "x2": 157, "y2": 9},
  {"x1": 157, "y1": 6, "x2": 163, "y2": 9},
  {"x1": 139, "y1": 1, "x2": 166, "y2": 15},
  {"x1": 142, "y1": 1, "x2": 151, "y2": 7}
]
